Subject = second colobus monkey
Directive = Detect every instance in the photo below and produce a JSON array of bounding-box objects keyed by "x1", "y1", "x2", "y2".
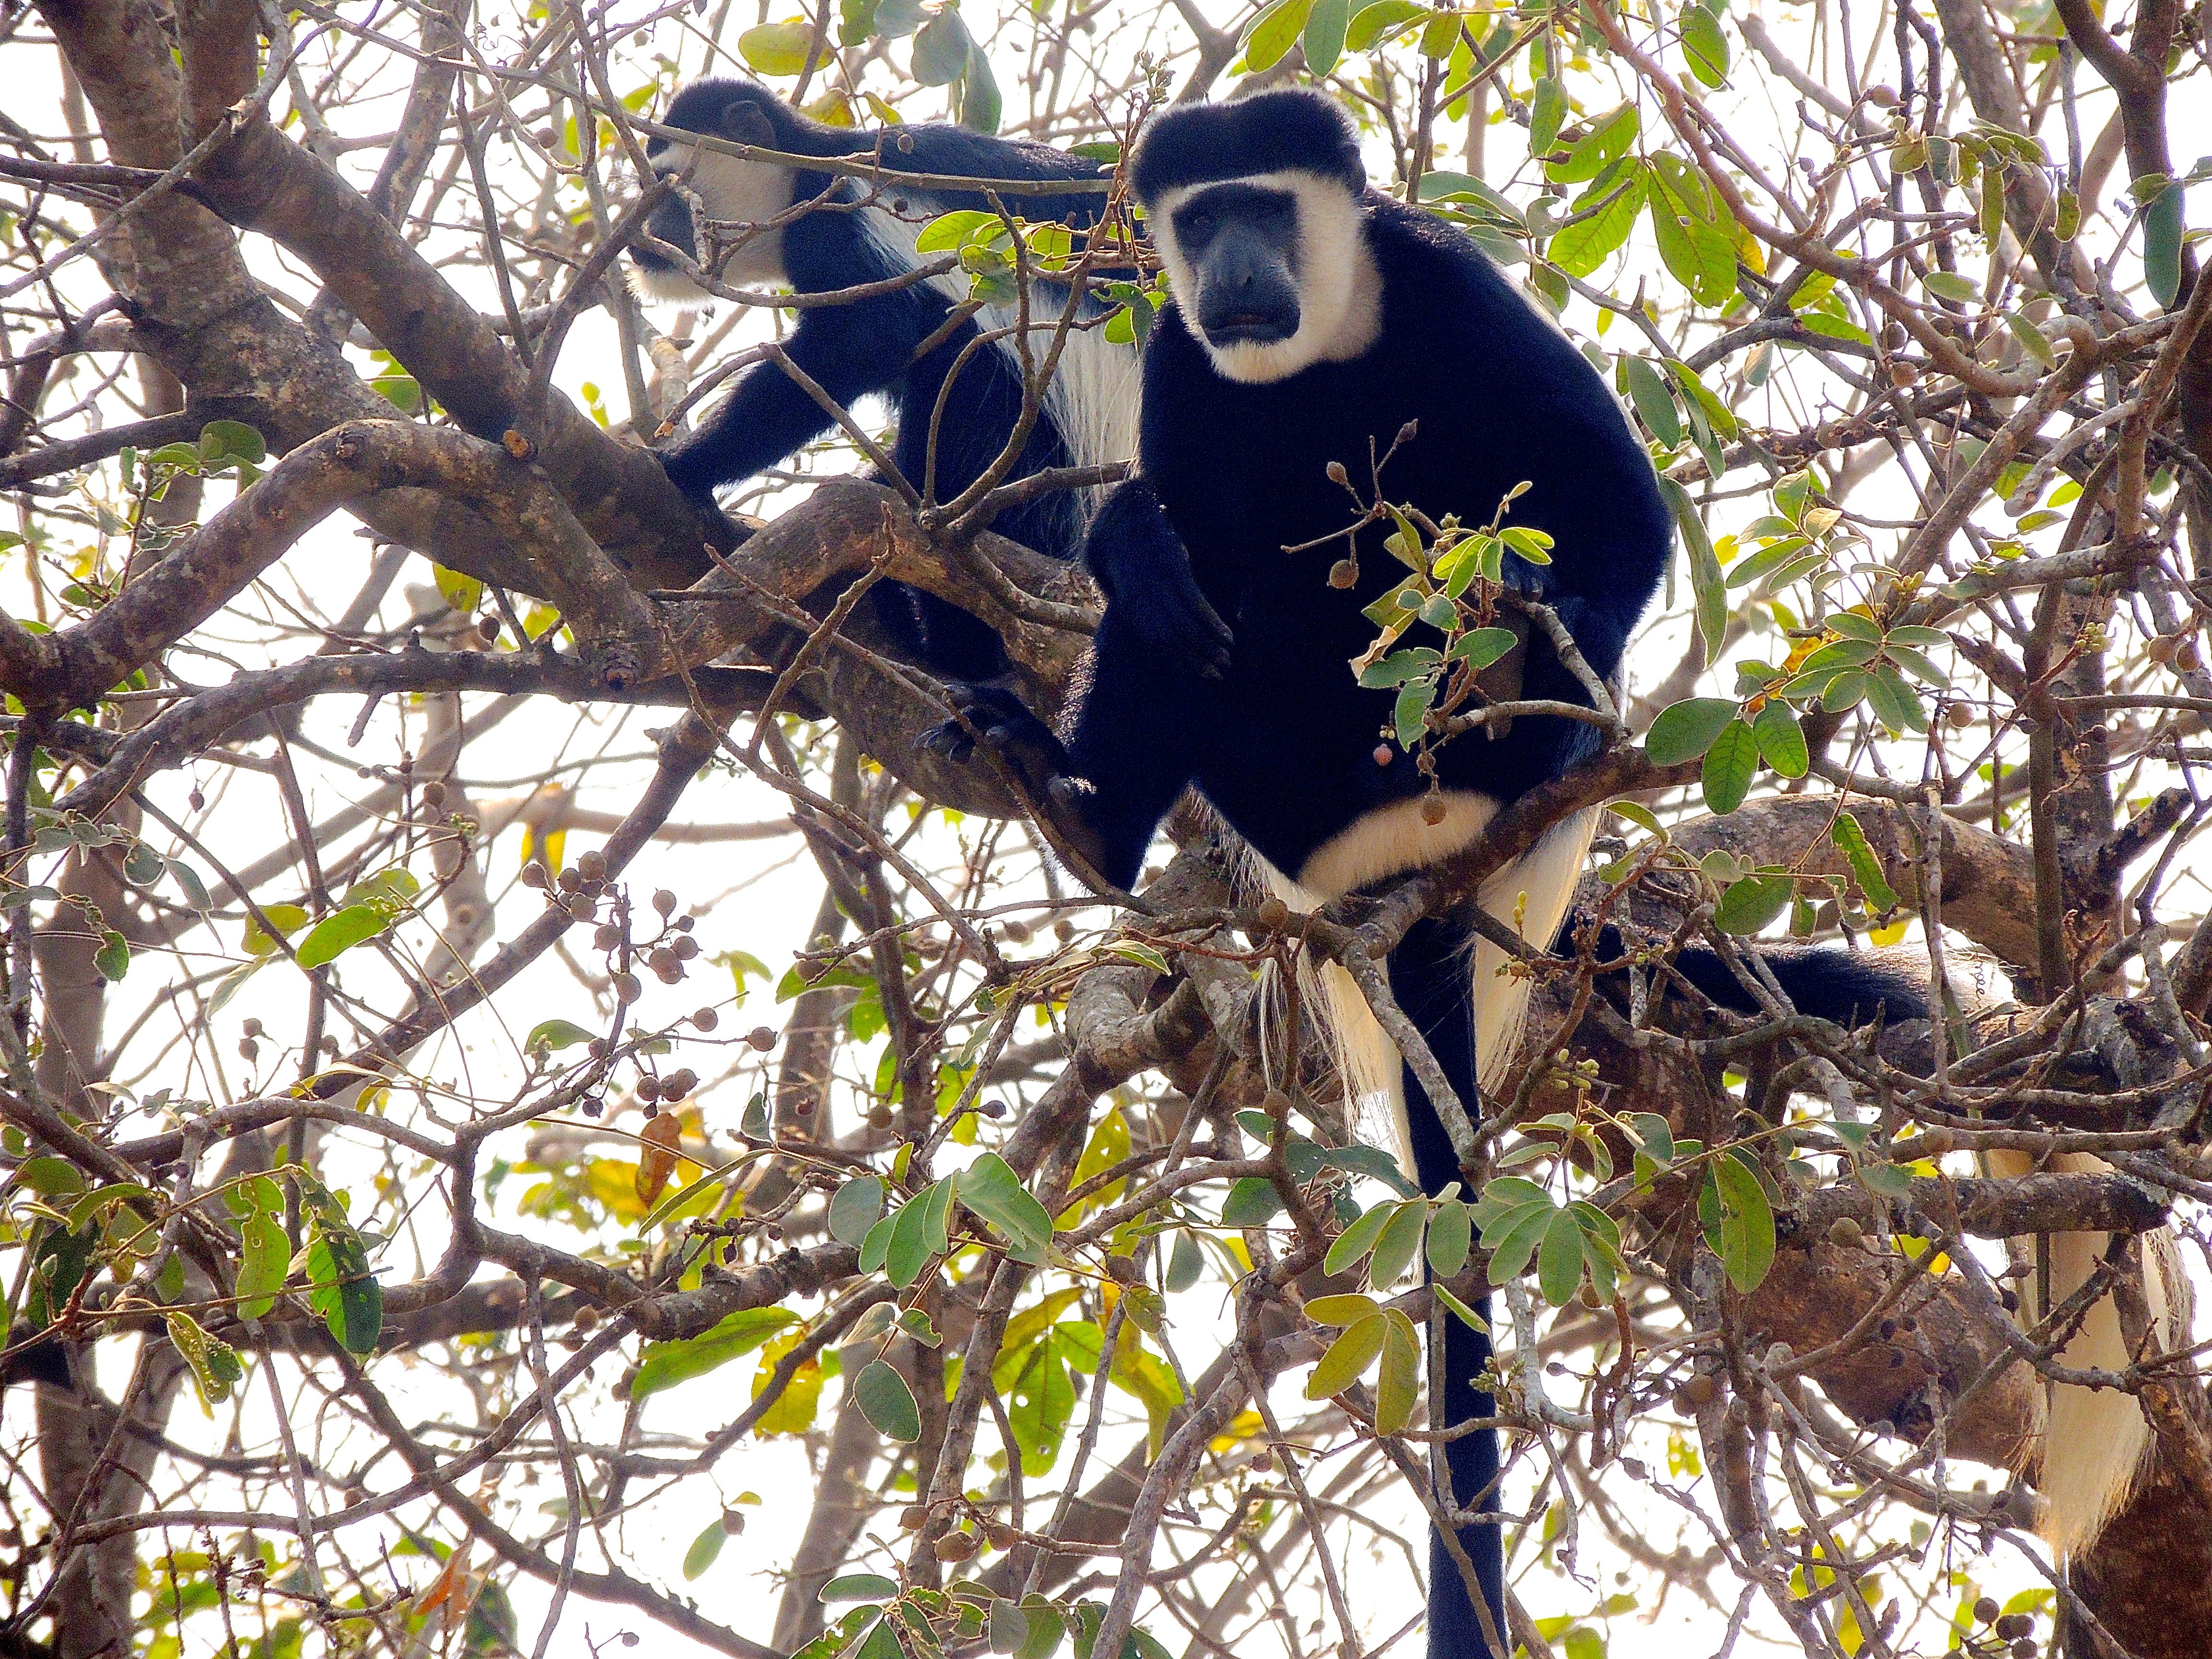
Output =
[{"x1": 631, "y1": 79, "x2": 1148, "y2": 679}]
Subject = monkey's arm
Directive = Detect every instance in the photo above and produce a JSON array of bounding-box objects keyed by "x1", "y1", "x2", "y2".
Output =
[
  {"x1": 658, "y1": 301, "x2": 916, "y2": 505},
  {"x1": 925, "y1": 600, "x2": 1211, "y2": 892},
  {"x1": 1081, "y1": 479, "x2": 1234, "y2": 681}
]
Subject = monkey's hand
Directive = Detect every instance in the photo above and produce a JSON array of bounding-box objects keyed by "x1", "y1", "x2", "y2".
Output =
[
  {"x1": 1084, "y1": 479, "x2": 1233, "y2": 679},
  {"x1": 923, "y1": 685, "x2": 1079, "y2": 801},
  {"x1": 1112, "y1": 565, "x2": 1235, "y2": 681}
]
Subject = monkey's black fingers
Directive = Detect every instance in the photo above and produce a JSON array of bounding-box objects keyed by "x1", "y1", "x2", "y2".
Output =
[{"x1": 921, "y1": 723, "x2": 976, "y2": 763}]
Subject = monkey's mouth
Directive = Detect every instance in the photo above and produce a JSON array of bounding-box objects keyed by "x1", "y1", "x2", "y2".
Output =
[{"x1": 1204, "y1": 311, "x2": 1298, "y2": 346}]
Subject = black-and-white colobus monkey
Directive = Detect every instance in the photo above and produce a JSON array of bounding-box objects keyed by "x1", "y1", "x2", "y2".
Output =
[
  {"x1": 630, "y1": 80, "x2": 1149, "y2": 680},
  {"x1": 926, "y1": 87, "x2": 1676, "y2": 1655}
]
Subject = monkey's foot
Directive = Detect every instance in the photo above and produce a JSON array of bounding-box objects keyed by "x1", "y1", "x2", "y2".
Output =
[{"x1": 922, "y1": 685, "x2": 1075, "y2": 794}]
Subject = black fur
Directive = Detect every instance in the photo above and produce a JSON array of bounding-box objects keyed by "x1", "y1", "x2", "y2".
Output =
[
  {"x1": 635, "y1": 80, "x2": 1118, "y2": 678},
  {"x1": 1127, "y1": 90, "x2": 1366, "y2": 199}
]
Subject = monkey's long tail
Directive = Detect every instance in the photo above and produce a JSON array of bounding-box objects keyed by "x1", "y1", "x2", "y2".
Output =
[
  {"x1": 1262, "y1": 808, "x2": 1599, "y2": 1659},
  {"x1": 1980, "y1": 1146, "x2": 2194, "y2": 1559}
]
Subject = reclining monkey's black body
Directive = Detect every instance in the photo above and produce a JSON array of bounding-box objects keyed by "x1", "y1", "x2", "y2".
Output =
[
  {"x1": 630, "y1": 80, "x2": 1148, "y2": 679},
  {"x1": 933, "y1": 88, "x2": 1672, "y2": 1654}
]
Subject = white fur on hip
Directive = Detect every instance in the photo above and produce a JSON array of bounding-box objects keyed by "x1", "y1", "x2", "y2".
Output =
[
  {"x1": 1253, "y1": 791, "x2": 1596, "y2": 1175},
  {"x1": 1982, "y1": 1145, "x2": 2196, "y2": 1558}
]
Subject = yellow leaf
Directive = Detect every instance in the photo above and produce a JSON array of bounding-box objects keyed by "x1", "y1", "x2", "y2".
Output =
[
  {"x1": 636, "y1": 1112, "x2": 683, "y2": 1205},
  {"x1": 749, "y1": 1328, "x2": 824, "y2": 1435}
]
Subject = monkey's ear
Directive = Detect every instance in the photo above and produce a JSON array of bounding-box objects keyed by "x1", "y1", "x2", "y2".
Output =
[{"x1": 718, "y1": 97, "x2": 778, "y2": 149}]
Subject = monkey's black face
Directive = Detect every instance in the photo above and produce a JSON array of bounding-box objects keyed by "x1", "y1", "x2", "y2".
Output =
[
  {"x1": 1171, "y1": 183, "x2": 1302, "y2": 348},
  {"x1": 632, "y1": 81, "x2": 796, "y2": 298}
]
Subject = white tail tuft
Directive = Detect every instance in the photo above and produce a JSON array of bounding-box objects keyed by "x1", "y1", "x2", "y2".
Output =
[
  {"x1": 1254, "y1": 794, "x2": 1598, "y2": 1178},
  {"x1": 1984, "y1": 1146, "x2": 2196, "y2": 1557}
]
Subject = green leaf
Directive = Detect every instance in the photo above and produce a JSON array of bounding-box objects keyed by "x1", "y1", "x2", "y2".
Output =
[
  {"x1": 1750, "y1": 700, "x2": 1808, "y2": 778},
  {"x1": 1710, "y1": 1151, "x2": 1776, "y2": 1291},
  {"x1": 1828, "y1": 812, "x2": 1900, "y2": 911},
  {"x1": 1446, "y1": 627, "x2": 1518, "y2": 668},
  {"x1": 1358, "y1": 648, "x2": 1441, "y2": 688},
  {"x1": 1622, "y1": 355, "x2": 1682, "y2": 447},
  {"x1": 1306, "y1": 1292, "x2": 1382, "y2": 1325},
  {"x1": 1920, "y1": 269, "x2": 1980, "y2": 303},
  {"x1": 829, "y1": 1175, "x2": 885, "y2": 1246},
  {"x1": 959, "y1": 1153, "x2": 1054, "y2": 1264},
  {"x1": 1374, "y1": 1309, "x2": 1421, "y2": 1432},
  {"x1": 1319, "y1": 1143, "x2": 1419, "y2": 1196},
  {"x1": 1648, "y1": 190, "x2": 1738, "y2": 307},
  {"x1": 1244, "y1": 0, "x2": 1311, "y2": 70},
  {"x1": 93, "y1": 930, "x2": 130, "y2": 983},
  {"x1": 242, "y1": 902, "x2": 310, "y2": 956},
  {"x1": 1220, "y1": 1177, "x2": 1284, "y2": 1227},
  {"x1": 1546, "y1": 106, "x2": 1640, "y2": 185},
  {"x1": 304, "y1": 1221, "x2": 382, "y2": 1355},
  {"x1": 634, "y1": 1307, "x2": 801, "y2": 1399},
  {"x1": 1426, "y1": 1198, "x2": 1472, "y2": 1277},
  {"x1": 197, "y1": 420, "x2": 266, "y2": 469},
  {"x1": 1537, "y1": 1207, "x2": 1586, "y2": 1306},
  {"x1": 1346, "y1": 0, "x2": 1424, "y2": 48},
  {"x1": 957, "y1": 41, "x2": 1002, "y2": 134},
  {"x1": 167, "y1": 1310, "x2": 244, "y2": 1404},
  {"x1": 1394, "y1": 680, "x2": 1434, "y2": 748},
  {"x1": 1165, "y1": 1230, "x2": 1204, "y2": 1294},
  {"x1": 1323, "y1": 1201, "x2": 1396, "y2": 1276},
  {"x1": 911, "y1": 9, "x2": 970, "y2": 84},
  {"x1": 916, "y1": 209, "x2": 1000, "y2": 253},
  {"x1": 853, "y1": 1357, "x2": 922, "y2": 1442},
  {"x1": 1302, "y1": 0, "x2": 1351, "y2": 74},
  {"x1": 886, "y1": 1178, "x2": 954, "y2": 1287},
  {"x1": 1549, "y1": 172, "x2": 1645, "y2": 277},
  {"x1": 683, "y1": 1518, "x2": 728, "y2": 1580},
  {"x1": 295, "y1": 904, "x2": 388, "y2": 970},
  {"x1": 1432, "y1": 1282, "x2": 1489, "y2": 1331},
  {"x1": 525, "y1": 1018, "x2": 596, "y2": 1057},
  {"x1": 1700, "y1": 720, "x2": 1759, "y2": 815},
  {"x1": 1366, "y1": 1199, "x2": 1427, "y2": 1290},
  {"x1": 988, "y1": 1599, "x2": 1031, "y2": 1654},
  {"x1": 1306, "y1": 1312, "x2": 1386, "y2": 1398},
  {"x1": 15, "y1": 1156, "x2": 84, "y2": 1198},
  {"x1": 858, "y1": 1212, "x2": 895, "y2": 1274},
  {"x1": 1681, "y1": 4, "x2": 1728, "y2": 84},
  {"x1": 1658, "y1": 479, "x2": 1728, "y2": 666},
  {"x1": 821, "y1": 1574, "x2": 901, "y2": 1603},
  {"x1": 1484, "y1": 1202, "x2": 1556, "y2": 1283},
  {"x1": 1715, "y1": 873, "x2": 1792, "y2": 935},
  {"x1": 1645, "y1": 697, "x2": 1738, "y2": 765},
  {"x1": 231, "y1": 1174, "x2": 288, "y2": 1319},
  {"x1": 1528, "y1": 75, "x2": 1565, "y2": 156},
  {"x1": 1866, "y1": 664, "x2": 1925, "y2": 734},
  {"x1": 739, "y1": 19, "x2": 816, "y2": 75}
]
